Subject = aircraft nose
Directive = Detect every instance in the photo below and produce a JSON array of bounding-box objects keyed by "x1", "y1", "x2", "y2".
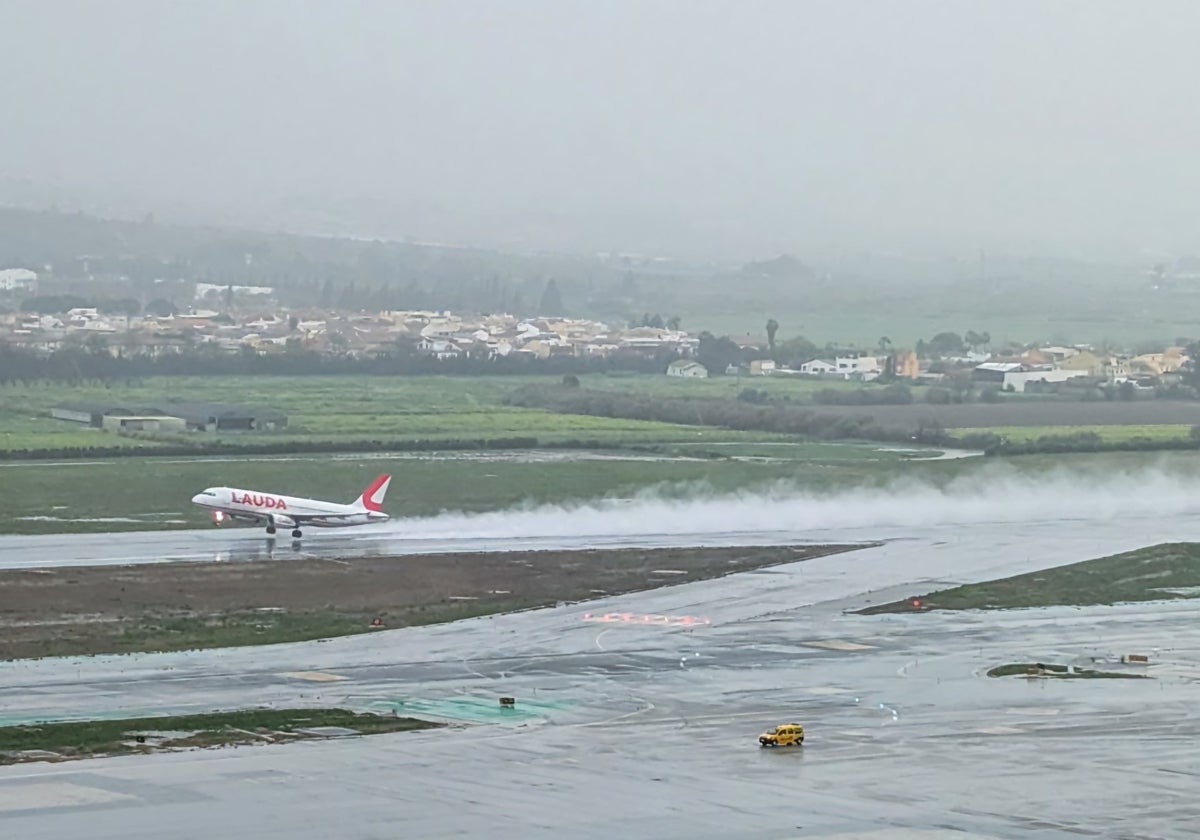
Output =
[{"x1": 190, "y1": 493, "x2": 205, "y2": 504}]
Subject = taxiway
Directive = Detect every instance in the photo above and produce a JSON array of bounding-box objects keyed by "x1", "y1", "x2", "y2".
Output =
[{"x1": 1, "y1": 511, "x2": 1199, "y2": 837}]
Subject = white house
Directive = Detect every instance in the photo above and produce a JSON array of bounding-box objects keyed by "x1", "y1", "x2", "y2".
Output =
[
  {"x1": 798, "y1": 354, "x2": 881, "y2": 380},
  {"x1": 972, "y1": 361, "x2": 1089, "y2": 392},
  {"x1": 834, "y1": 353, "x2": 881, "y2": 377},
  {"x1": 0, "y1": 268, "x2": 37, "y2": 291},
  {"x1": 193, "y1": 282, "x2": 274, "y2": 301},
  {"x1": 667, "y1": 359, "x2": 708, "y2": 378},
  {"x1": 417, "y1": 337, "x2": 463, "y2": 360},
  {"x1": 1039, "y1": 346, "x2": 1081, "y2": 363},
  {"x1": 1001, "y1": 367, "x2": 1089, "y2": 392},
  {"x1": 799, "y1": 359, "x2": 838, "y2": 375}
]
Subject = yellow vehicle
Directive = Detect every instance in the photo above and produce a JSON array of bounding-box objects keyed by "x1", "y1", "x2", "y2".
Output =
[{"x1": 759, "y1": 722, "x2": 804, "y2": 747}]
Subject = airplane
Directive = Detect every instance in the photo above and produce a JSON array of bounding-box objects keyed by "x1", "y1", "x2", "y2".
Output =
[{"x1": 190, "y1": 474, "x2": 391, "y2": 539}]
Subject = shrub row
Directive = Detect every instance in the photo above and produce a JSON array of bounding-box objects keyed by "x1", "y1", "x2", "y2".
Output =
[
  {"x1": 0, "y1": 436, "x2": 612, "y2": 461},
  {"x1": 502, "y1": 384, "x2": 943, "y2": 445},
  {"x1": 503, "y1": 384, "x2": 1200, "y2": 457}
]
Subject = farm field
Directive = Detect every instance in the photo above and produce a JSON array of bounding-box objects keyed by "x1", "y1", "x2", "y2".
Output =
[
  {"x1": 684, "y1": 308, "x2": 1200, "y2": 354},
  {"x1": 666, "y1": 264, "x2": 1200, "y2": 349},
  {"x1": 0, "y1": 442, "x2": 950, "y2": 535},
  {"x1": 8, "y1": 375, "x2": 1200, "y2": 457},
  {"x1": 576, "y1": 372, "x2": 872, "y2": 400},
  {"x1": 950, "y1": 424, "x2": 1194, "y2": 443},
  {"x1": 0, "y1": 374, "x2": 886, "y2": 455},
  {"x1": 805, "y1": 399, "x2": 1200, "y2": 429}
]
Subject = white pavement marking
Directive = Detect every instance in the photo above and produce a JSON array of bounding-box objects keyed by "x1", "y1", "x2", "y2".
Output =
[
  {"x1": 801, "y1": 640, "x2": 876, "y2": 651},
  {"x1": 0, "y1": 782, "x2": 139, "y2": 812},
  {"x1": 278, "y1": 671, "x2": 348, "y2": 682}
]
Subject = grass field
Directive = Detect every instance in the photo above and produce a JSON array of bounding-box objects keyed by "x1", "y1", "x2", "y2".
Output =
[
  {"x1": 785, "y1": 399, "x2": 1200, "y2": 429},
  {"x1": 985, "y1": 663, "x2": 1146, "y2": 679},
  {"x1": 0, "y1": 443, "x2": 945, "y2": 534},
  {"x1": 8, "y1": 439, "x2": 1200, "y2": 536},
  {"x1": 0, "y1": 374, "x2": 879, "y2": 454},
  {"x1": 577, "y1": 372, "x2": 870, "y2": 400},
  {"x1": 948, "y1": 424, "x2": 1194, "y2": 443},
  {"x1": 858, "y1": 542, "x2": 1200, "y2": 613},
  {"x1": 0, "y1": 709, "x2": 437, "y2": 765},
  {"x1": 7, "y1": 375, "x2": 1200, "y2": 458}
]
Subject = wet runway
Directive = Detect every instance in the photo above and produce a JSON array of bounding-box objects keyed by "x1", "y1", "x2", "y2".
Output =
[
  {"x1": 2, "y1": 515, "x2": 1200, "y2": 838},
  {"x1": 0, "y1": 525, "x2": 872, "y2": 570}
]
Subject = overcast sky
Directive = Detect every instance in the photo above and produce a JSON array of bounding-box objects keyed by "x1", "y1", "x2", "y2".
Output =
[{"x1": 3, "y1": 0, "x2": 1198, "y2": 261}]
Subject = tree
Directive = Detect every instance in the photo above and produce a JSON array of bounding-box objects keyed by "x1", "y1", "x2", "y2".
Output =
[
  {"x1": 964, "y1": 330, "x2": 991, "y2": 353},
  {"x1": 880, "y1": 354, "x2": 897, "y2": 381},
  {"x1": 927, "y1": 332, "x2": 965, "y2": 357},
  {"x1": 697, "y1": 331, "x2": 743, "y2": 375},
  {"x1": 144, "y1": 298, "x2": 176, "y2": 317},
  {"x1": 100, "y1": 297, "x2": 142, "y2": 317},
  {"x1": 774, "y1": 334, "x2": 818, "y2": 367},
  {"x1": 539, "y1": 278, "x2": 564, "y2": 315},
  {"x1": 666, "y1": 315, "x2": 682, "y2": 331},
  {"x1": 878, "y1": 336, "x2": 892, "y2": 353},
  {"x1": 766, "y1": 319, "x2": 779, "y2": 353},
  {"x1": 19, "y1": 294, "x2": 89, "y2": 314}
]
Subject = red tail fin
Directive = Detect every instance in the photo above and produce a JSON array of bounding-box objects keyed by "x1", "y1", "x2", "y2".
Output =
[{"x1": 352, "y1": 474, "x2": 391, "y2": 512}]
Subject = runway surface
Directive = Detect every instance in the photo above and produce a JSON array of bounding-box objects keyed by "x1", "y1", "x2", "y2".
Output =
[
  {"x1": 0, "y1": 525, "x2": 876, "y2": 570},
  {"x1": 2, "y1": 513, "x2": 1200, "y2": 838}
]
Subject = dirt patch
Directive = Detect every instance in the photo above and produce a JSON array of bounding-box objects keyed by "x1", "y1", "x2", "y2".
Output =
[{"x1": 0, "y1": 543, "x2": 865, "y2": 660}]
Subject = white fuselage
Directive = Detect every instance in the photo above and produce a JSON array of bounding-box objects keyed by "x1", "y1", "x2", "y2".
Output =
[{"x1": 191, "y1": 486, "x2": 389, "y2": 529}]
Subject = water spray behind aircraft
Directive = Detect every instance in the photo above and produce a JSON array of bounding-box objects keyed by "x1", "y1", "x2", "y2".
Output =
[{"x1": 377, "y1": 460, "x2": 1200, "y2": 543}]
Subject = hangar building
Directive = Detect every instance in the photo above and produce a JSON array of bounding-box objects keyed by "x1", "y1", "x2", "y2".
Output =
[{"x1": 51, "y1": 401, "x2": 288, "y2": 432}]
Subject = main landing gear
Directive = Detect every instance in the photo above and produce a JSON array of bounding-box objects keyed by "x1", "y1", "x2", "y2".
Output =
[{"x1": 265, "y1": 517, "x2": 302, "y2": 539}]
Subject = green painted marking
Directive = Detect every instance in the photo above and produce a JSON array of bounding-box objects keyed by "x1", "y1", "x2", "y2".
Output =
[{"x1": 367, "y1": 696, "x2": 575, "y2": 723}]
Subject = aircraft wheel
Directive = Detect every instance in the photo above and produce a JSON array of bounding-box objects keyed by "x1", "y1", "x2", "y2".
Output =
[{"x1": 291, "y1": 529, "x2": 302, "y2": 538}]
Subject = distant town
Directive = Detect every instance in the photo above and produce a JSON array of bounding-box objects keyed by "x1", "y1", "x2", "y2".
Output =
[{"x1": 0, "y1": 265, "x2": 1195, "y2": 397}]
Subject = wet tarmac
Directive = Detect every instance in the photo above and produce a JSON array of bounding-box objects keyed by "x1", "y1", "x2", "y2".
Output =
[
  {"x1": 1, "y1": 516, "x2": 1199, "y2": 838},
  {"x1": 0, "y1": 525, "x2": 875, "y2": 570}
]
